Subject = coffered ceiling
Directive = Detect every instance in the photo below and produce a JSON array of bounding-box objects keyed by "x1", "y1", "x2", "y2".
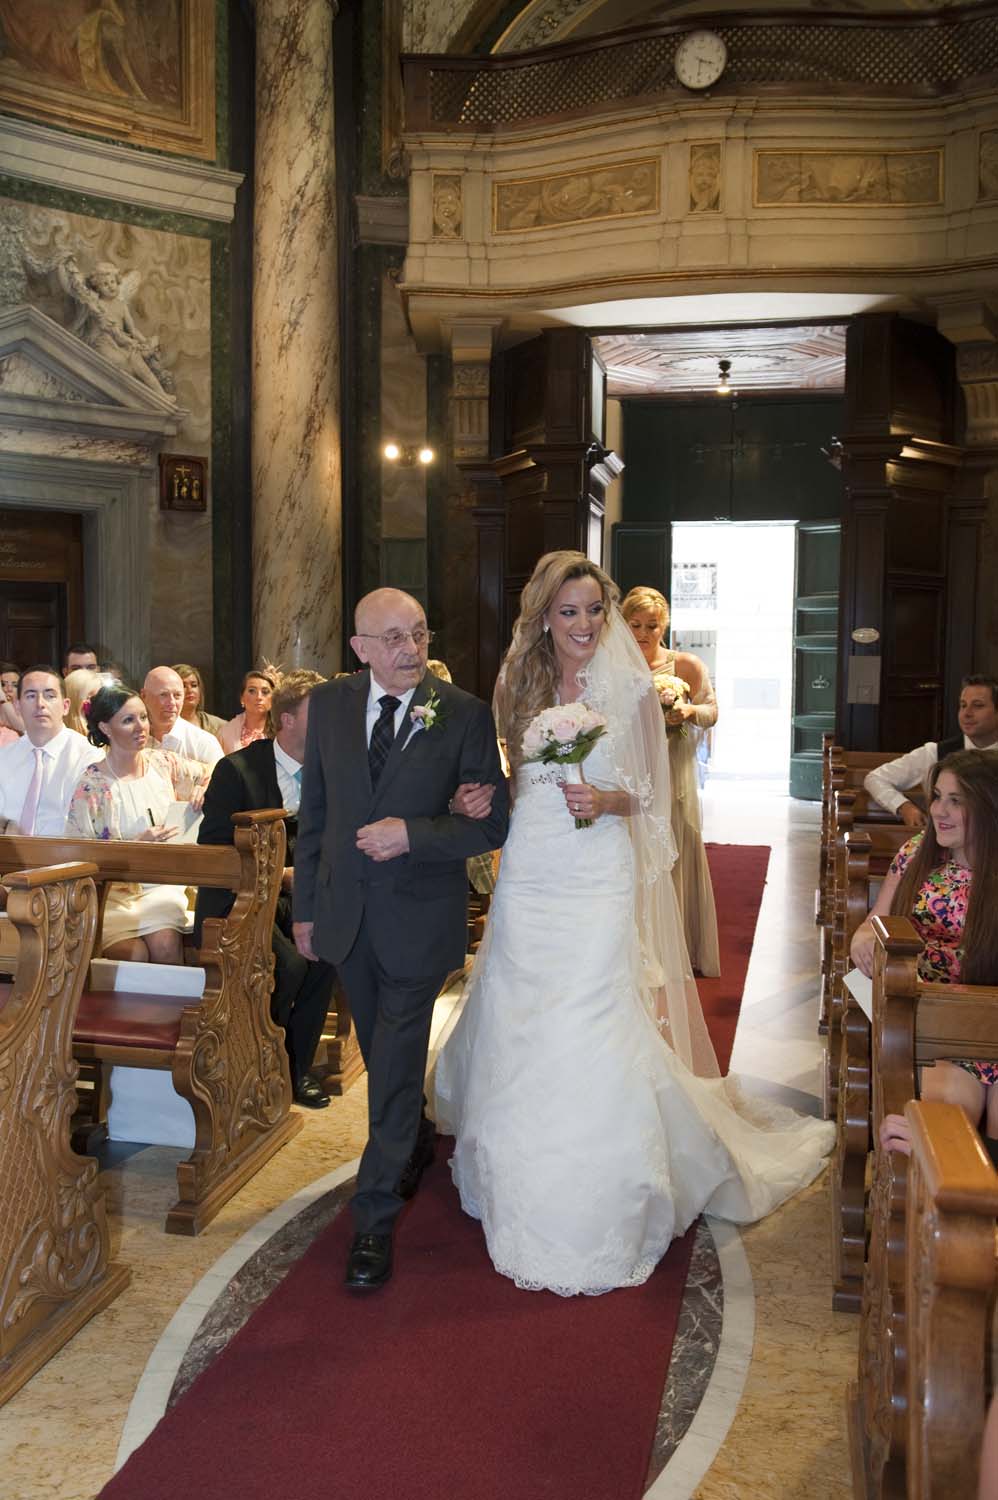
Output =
[{"x1": 593, "y1": 324, "x2": 847, "y2": 398}]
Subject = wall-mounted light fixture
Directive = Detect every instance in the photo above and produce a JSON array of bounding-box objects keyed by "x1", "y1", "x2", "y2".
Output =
[
  {"x1": 715, "y1": 358, "x2": 733, "y2": 396},
  {"x1": 383, "y1": 441, "x2": 435, "y2": 466}
]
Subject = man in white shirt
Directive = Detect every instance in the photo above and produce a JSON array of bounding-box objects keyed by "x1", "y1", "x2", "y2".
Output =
[
  {"x1": 864, "y1": 674, "x2": 998, "y2": 828},
  {"x1": 0, "y1": 665, "x2": 98, "y2": 834},
  {"x1": 143, "y1": 666, "x2": 223, "y2": 767}
]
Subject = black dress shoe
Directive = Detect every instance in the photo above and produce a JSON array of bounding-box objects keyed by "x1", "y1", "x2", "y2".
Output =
[
  {"x1": 345, "y1": 1232, "x2": 393, "y2": 1290},
  {"x1": 397, "y1": 1127, "x2": 436, "y2": 1201},
  {"x1": 293, "y1": 1075, "x2": 330, "y2": 1109}
]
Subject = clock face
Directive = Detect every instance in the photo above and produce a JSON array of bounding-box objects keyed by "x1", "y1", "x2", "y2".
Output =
[{"x1": 674, "y1": 30, "x2": 727, "y2": 90}]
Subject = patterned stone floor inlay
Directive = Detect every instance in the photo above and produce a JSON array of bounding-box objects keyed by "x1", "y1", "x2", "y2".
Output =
[
  {"x1": 168, "y1": 1181, "x2": 354, "y2": 1408},
  {"x1": 646, "y1": 1219, "x2": 723, "y2": 1488},
  {"x1": 165, "y1": 1179, "x2": 725, "y2": 1476}
]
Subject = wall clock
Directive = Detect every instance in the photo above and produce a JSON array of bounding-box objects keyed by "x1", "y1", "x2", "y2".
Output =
[{"x1": 674, "y1": 30, "x2": 727, "y2": 91}]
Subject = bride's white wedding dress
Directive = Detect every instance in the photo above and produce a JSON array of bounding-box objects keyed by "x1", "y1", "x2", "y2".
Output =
[{"x1": 433, "y1": 652, "x2": 834, "y2": 1297}]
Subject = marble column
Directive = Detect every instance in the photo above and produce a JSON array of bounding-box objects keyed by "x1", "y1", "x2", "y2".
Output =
[{"x1": 252, "y1": 0, "x2": 341, "y2": 671}]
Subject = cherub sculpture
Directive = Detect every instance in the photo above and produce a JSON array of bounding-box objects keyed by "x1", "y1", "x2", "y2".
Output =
[{"x1": 56, "y1": 255, "x2": 176, "y2": 398}]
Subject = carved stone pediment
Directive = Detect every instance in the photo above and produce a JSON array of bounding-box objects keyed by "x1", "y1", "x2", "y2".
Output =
[{"x1": 0, "y1": 304, "x2": 185, "y2": 443}]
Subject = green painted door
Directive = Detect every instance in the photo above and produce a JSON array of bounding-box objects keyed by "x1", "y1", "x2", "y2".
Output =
[{"x1": 790, "y1": 520, "x2": 840, "y2": 800}]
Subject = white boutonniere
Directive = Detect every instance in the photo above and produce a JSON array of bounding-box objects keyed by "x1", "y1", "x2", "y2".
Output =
[{"x1": 409, "y1": 687, "x2": 445, "y2": 735}]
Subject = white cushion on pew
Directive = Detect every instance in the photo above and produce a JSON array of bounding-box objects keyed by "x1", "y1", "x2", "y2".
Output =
[
  {"x1": 90, "y1": 958, "x2": 205, "y2": 1149},
  {"x1": 843, "y1": 967, "x2": 874, "y2": 1023}
]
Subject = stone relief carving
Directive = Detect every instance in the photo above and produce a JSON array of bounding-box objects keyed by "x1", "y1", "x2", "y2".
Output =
[
  {"x1": 494, "y1": 158, "x2": 659, "y2": 233},
  {"x1": 0, "y1": 202, "x2": 175, "y2": 397},
  {"x1": 755, "y1": 148, "x2": 941, "y2": 205},
  {"x1": 57, "y1": 256, "x2": 177, "y2": 398},
  {"x1": 432, "y1": 174, "x2": 463, "y2": 239},
  {"x1": 453, "y1": 361, "x2": 490, "y2": 396},
  {"x1": 980, "y1": 129, "x2": 998, "y2": 201},
  {"x1": 689, "y1": 142, "x2": 721, "y2": 213},
  {"x1": 0, "y1": 198, "x2": 209, "y2": 436}
]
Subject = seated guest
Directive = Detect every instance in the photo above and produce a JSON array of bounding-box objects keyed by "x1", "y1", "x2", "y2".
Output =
[
  {"x1": 67, "y1": 683, "x2": 209, "y2": 963},
  {"x1": 63, "y1": 641, "x2": 100, "y2": 674},
  {"x1": 195, "y1": 669, "x2": 333, "y2": 1108},
  {"x1": 851, "y1": 752, "x2": 998, "y2": 1155},
  {"x1": 864, "y1": 674, "x2": 998, "y2": 829},
  {"x1": 0, "y1": 661, "x2": 23, "y2": 739},
  {"x1": 173, "y1": 662, "x2": 225, "y2": 735},
  {"x1": 64, "y1": 667, "x2": 104, "y2": 736},
  {"x1": 1, "y1": 660, "x2": 19, "y2": 708},
  {"x1": 0, "y1": 666, "x2": 96, "y2": 834},
  {"x1": 143, "y1": 665, "x2": 223, "y2": 767},
  {"x1": 217, "y1": 668, "x2": 276, "y2": 753}
]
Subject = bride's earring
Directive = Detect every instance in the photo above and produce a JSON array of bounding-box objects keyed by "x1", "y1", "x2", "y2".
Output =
[{"x1": 542, "y1": 620, "x2": 550, "y2": 634}]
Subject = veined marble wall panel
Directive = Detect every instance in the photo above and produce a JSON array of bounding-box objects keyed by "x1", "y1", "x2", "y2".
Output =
[
  {"x1": 0, "y1": 195, "x2": 212, "y2": 673},
  {"x1": 402, "y1": 91, "x2": 998, "y2": 341},
  {"x1": 404, "y1": 0, "x2": 478, "y2": 52}
]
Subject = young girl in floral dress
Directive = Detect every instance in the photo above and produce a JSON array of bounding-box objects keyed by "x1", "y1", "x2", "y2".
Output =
[{"x1": 850, "y1": 750, "x2": 998, "y2": 1153}]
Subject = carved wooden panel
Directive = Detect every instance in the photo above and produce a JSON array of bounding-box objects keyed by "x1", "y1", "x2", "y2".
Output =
[{"x1": 0, "y1": 863, "x2": 128, "y2": 1406}]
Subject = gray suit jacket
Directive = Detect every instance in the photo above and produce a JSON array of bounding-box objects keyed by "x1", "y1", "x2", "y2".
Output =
[{"x1": 293, "y1": 669, "x2": 509, "y2": 978}]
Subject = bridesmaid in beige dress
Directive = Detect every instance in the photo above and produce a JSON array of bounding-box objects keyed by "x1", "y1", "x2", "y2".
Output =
[{"x1": 621, "y1": 586, "x2": 720, "y2": 976}]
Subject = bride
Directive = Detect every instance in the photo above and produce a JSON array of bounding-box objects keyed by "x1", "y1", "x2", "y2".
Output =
[{"x1": 433, "y1": 550, "x2": 834, "y2": 1297}]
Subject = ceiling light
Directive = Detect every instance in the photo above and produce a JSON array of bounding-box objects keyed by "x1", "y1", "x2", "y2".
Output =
[{"x1": 716, "y1": 358, "x2": 731, "y2": 395}]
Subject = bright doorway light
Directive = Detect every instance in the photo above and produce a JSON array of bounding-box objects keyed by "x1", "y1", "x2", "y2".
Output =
[{"x1": 671, "y1": 521, "x2": 796, "y2": 784}]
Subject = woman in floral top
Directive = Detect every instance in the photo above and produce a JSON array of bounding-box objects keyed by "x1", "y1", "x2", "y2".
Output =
[
  {"x1": 851, "y1": 750, "x2": 998, "y2": 1153},
  {"x1": 66, "y1": 682, "x2": 210, "y2": 964}
]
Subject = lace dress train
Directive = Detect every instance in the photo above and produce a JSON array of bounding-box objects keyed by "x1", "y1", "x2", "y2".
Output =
[{"x1": 433, "y1": 749, "x2": 833, "y2": 1297}]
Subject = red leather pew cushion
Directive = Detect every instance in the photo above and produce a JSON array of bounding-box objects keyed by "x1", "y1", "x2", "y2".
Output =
[{"x1": 74, "y1": 989, "x2": 190, "y2": 1051}]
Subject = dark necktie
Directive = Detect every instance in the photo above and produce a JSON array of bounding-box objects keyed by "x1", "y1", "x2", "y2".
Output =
[{"x1": 368, "y1": 694, "x2": 401, "y2": 789}]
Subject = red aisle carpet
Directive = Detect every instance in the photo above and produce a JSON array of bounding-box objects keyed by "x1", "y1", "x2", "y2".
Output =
[
  {"x1": 700, "y1": 843, "x2": 771, "y2": 1074},
  {"x1": 99, "y1": 844, "x2": 770, "y2": 1500}
]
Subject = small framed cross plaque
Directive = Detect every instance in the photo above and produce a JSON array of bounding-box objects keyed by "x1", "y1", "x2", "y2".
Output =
[{"x1": 160, "y1": 455, "x2": 207, "y2": 512}]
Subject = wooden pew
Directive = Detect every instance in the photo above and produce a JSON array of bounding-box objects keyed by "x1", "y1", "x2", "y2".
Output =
[
  {"x1": 818, "y1": 746, "x2": 901, "y2": 1044},
  {"x1": 848, "y1": 916, "x2": 998, "y2": 1498},
  {"x1": 829, "y1": 824, "x2": 908, "y2": 1310},
  {"x1": 0, "y1": 811, "x2": 302, "y2": 1236},
  {"x1": 0, "y1": 862, "x2": 130, "y2": 1407},
  {"x1": 901, "y1": 1100, "x2": 998, "y2": 1500},
  {"x1": 822, "y1": 788, "x2": 905, "y2": 1118}
]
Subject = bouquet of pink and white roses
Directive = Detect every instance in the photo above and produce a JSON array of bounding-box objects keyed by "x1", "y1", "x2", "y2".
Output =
[
  {"x1": 521, "y1": 701, "x2": 608, "y2": 828},
  {"x1": 652, "y1": 670, "x2": 691, "y2": 737}
]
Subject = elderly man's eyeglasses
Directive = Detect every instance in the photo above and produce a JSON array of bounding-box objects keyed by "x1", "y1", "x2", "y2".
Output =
[{"x1": 356, "y1": 627, "x2": 435, "y2": 650}]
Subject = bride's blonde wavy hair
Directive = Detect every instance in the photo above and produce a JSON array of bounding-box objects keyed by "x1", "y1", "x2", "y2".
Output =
[{"x1": 495, "y1": 550, "x2": 620, "y2": 769}]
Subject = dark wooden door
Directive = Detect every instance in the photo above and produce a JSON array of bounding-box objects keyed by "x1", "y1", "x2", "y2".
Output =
[
  {"x1": 0, "y1": 509, "x2": 84, "y2": 669},
  {"x1": 0, "y1": 581, "x2": 67, "y2": 667}
]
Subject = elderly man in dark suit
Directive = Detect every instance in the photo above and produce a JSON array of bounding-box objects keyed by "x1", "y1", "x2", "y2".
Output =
[
  {"x1": 294, "y1": 588, "x2": 509, "y2": 1290},
  {"x1": 195, "y1": 669, "x2": 334, "y2": 1109}
]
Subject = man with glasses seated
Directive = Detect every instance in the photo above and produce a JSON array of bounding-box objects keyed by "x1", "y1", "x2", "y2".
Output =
[{"x1": 293, "y1": 588, "x2": 509, "y2": 1291}]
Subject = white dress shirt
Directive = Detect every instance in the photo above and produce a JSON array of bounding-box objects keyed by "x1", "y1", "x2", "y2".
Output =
[
  {"x1": 365, "y1": 677, "x2": 417, "y2": 748},
  {"x1": 0, "y1": 727, "x2": 101, "y2": 834},
  {"x1": 273, "y1": 738, "x2": 303, "y2": 814},
  {"x1": 864, "y1": 735, "x2": 998, "y2": 814},
  {"x1": 157, "y1": 714, "x2": 223, "y2": 767}
]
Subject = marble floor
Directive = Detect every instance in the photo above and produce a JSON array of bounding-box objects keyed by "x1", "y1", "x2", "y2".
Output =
[{"x1": 0, "y1": 780, "x2": 857, "y2": 1500}]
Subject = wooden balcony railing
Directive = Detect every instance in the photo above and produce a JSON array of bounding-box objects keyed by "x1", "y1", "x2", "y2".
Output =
[{"x1": 403, "y1": 4, "x2": 998, "y2": 133}]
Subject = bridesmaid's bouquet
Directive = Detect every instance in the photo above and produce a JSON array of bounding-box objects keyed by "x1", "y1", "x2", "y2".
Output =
[
  {"x1": 521, "y1": 702, "x2": 607, "y2": 828},
  {"x1": 652, "y1": 671, "x2": 691, "y2": 737}
]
